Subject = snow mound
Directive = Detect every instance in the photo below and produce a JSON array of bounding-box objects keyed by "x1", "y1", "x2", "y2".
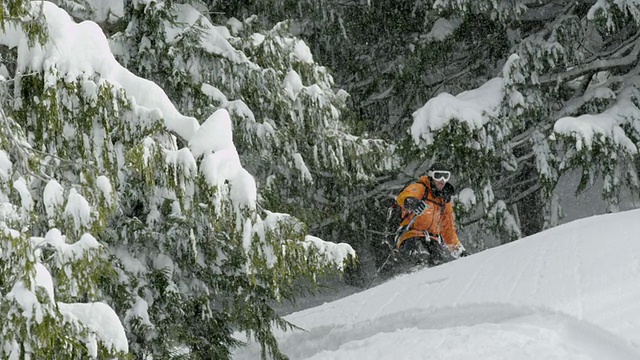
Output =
[{"x1": 234, "y1": 209, "x2": 640, "y2": 359}]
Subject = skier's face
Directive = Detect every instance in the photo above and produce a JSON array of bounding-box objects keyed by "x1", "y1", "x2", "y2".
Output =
[{"x1": 434, "y1": 179, "x2": 446, "y2": 191}]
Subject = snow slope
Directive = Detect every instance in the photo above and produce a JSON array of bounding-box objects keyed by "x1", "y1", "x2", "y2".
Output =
[{"x1": 234, "y1": 209, "x2": 640, "y2": 359}]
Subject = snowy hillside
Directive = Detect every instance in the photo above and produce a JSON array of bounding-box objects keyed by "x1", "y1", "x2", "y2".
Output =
[{"x1": 234, "y1": 209, "x2": 640, "y2": 359}]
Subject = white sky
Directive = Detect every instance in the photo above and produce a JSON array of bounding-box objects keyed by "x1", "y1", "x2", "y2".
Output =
[{"x1": 233, "y1": 208, "x2": 640, "y2": 359}]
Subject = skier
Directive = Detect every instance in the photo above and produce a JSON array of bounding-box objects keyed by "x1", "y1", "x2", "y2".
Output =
[{"x1": 395, "y1": 162, "x2": 467, "y2": 265}]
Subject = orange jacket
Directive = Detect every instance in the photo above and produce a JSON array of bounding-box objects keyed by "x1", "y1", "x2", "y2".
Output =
[{"x1": 396, "y1": 176, "x2": 461, "y2": 251}]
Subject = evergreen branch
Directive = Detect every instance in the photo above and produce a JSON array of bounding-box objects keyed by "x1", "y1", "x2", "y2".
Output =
[
  {"x1": 510, "y1": 128, "x2": 536, "y2": 147},
  {"x1": 514, "y1": 150, "x2": 536, "y2": 164},
  {"x1": 503, "y1": 175, "x2": 539, "y2": 194},
  {"x1": 0, "y1": 109, "x2": 99, "y2": 181},
  {"x1": 537, "y1": 37, "x2": 640, "y2": 85},
  {"x1": 520, "y1": 1, "x2": 573, "y2": 23},
  {"x1": 586, "y1": 32, "x2": 640, "y2": 62},
  {"x1": 550, "y1": 59, "x2": 640, "y2": 121},
  {"x1": 506, "y1": 183, "x2": 542, "y2": 205},
  {"x1": 458, "y1": 180, "x2": 539, "y2": 228},
  {"x1": 423, "y1": 66, "x2": 471, "y2": 89}
]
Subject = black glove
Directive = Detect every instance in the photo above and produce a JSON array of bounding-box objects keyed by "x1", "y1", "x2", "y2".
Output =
[
  {"x1": 404, "y1": 197, "x2": 427, "y2": 215},
  {"x1": 460, "y1": 250, "x2": 469, "y2": 257}
]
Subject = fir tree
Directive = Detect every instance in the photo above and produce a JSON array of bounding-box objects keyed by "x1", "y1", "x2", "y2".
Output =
[
  {"x1": 0, "y1": 2, "x2": 128, "y2": 357},
  {"x1": 2, "y1": 2, "x2": 358, "y2": 359}
]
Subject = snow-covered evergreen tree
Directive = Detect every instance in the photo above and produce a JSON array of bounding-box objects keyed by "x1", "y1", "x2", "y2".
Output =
[
  {"x1": 1, "y1": 1, "x2": 357, "y2": 358},
  {"x1": 102, "y1": 0, "x2": 396, "y2": 282},
  {"x1": 0, "y1": 1, "x2": 128, "y2": 357}
]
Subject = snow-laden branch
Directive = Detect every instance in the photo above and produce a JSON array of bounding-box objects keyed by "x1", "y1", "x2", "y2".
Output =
[
  {"x1": 0, "y1": 1, "x2": 200, "y2": 142},
  {"x1": 58, "y1": 302, "x2": 128, "y2": 356},
  {"x1": 303, "y1": 235, "x2": 355, "y2": 271},
  {"x1": 410, "y1": 77, "x2": 504, "y2": 145},
  {"x1": 190, "y1": 109, "x2": 257, "y2": 212}
]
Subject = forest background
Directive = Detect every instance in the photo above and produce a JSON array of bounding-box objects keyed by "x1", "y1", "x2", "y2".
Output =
[{"x1": 2, "y1": 0, "x2": 640, "y2": 359}]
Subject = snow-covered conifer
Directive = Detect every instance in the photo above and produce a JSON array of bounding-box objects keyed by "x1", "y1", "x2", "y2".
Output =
[
  {"x1": 106, "y1": 0, "x2": 395, "y2": 283},
  {"x1": 1, "y1": 1, "x2": 358, "y2": 358}
]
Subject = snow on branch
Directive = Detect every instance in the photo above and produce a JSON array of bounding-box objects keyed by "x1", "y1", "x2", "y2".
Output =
[
  {"x1": 410, "y1": 77, "x2": 504, "y2": 145},
  {"x1": 0, "y1": 1, "x2": 200, "y2": 142},
  {"x1": 64, "y1": 189, "x2": 93, "y2": 231},
  {"x1": 588, "y1": 0, "x2": 640, "y2": 31},
  {"x1": 424, "y1": 17, "x2": 462, "y2": 42},
  {"x1": 303, "y1": 235, "x2": 355, "y2": 271},
  {"x1": 6, "y1": 250, "x2": 128, "y2": 357},
  {"x1": 32, "y1": 228, "x2": 102, "y2": 264},
  {"x1": 190, "y1": 109, "x2": 257, "y2": 210},
  {"x1": 554, "y1": 88, "x2": 640, "y2": 154},
  {"x1": 6, "y1": 266, "x2": 51, "y2": 325},
  {"x1": 58, "y1": 302, "x2": 129, "y2": 356},
  {"x1": 253, "y1": 211, "x2": 356, "y2": 270},
  {"x1": 167, "y1": 3, "x2": 249, "y2": 65}
]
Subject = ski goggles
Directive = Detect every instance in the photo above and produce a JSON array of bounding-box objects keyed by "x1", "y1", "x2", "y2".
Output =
[{"x1": 428, "y1": 170, "x2": 451, "y2": 182}]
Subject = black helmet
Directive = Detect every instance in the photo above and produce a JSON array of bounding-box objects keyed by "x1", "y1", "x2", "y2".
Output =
[{"x1": 430, "y1": 162, "x2": 448, "y2": 171}]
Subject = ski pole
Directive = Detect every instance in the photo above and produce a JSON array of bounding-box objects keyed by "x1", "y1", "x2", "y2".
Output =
[{"x1": 393, "y1": 212, "x2": 419, "y2": 248}]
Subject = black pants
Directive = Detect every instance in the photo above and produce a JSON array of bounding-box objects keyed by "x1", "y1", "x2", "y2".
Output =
[{"x1": 400, "y1": 237, "x2": 444, "y2": 266}]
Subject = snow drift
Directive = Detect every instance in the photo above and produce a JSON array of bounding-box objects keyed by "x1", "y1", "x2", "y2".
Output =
[{"x1": 234, "y1": 209, "x2": 640, "y2": 359}]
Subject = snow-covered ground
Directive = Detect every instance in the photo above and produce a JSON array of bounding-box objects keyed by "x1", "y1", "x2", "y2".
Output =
[{"x1": 233, "y1": 208, "x2": 640, "y2": 359}]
